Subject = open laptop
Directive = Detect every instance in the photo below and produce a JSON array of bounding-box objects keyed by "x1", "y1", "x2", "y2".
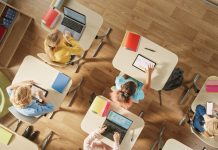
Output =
[
  {"x1": 59, "y1": 6, "x2": 86, "y2": 41},
  {"x1": 101, "y1": 111, "x2": 133, "y2": 144}
]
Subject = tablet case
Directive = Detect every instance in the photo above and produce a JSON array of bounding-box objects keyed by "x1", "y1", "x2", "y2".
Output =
[{"x1": 52, "y1": 73, "x2": 70, "y2": 93}]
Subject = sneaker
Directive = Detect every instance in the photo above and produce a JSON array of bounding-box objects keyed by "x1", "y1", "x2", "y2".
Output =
[
  {"x1": 22, "y1": 125, "x2": 33, "y2": 138},
  {"x1": 28, "y1": 130, "x2": 40, "y2": 141}
]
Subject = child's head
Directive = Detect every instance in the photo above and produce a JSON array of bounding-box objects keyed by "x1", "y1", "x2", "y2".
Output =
[
  {"x1": 46, "y1": 30, "x2": 59, "y2": 49},
  {"x1": 119, "y1": 81, "x2": 136, "y2": 102},
  {"x1": 207, "y1": 119, "x2": 218, "y2": 136},
  {"x1": 10, "y1": 85, "x2": 32, "y2": 108}
]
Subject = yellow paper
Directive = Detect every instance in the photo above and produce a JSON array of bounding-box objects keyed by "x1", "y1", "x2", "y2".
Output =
[
  {"x1": 90, "y1": 96, "x2": 106, "y2": 115},
  {"x1": 0, "y1": 127, "x2": 13, "y2": 145}
]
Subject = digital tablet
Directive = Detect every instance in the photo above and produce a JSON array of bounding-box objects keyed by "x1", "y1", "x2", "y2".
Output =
[
  {"x1": 132, "y1": 54, "x2": 156, "y2": 72},
  {"x1": 31, "y1": 84, "x2": 48, "y2": 97}
]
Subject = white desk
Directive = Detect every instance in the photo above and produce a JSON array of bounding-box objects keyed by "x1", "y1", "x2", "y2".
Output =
[
  {"x1": 81, "y1": 96, "x2": 145, "y2": 150},
  {"x1": 112, "y1": 36, "x2": 178, "y2": 91},
  {"x1": 162, "y1": 139, "x2": 193, "y2": 150},
  {"x1": 43, "y1": 0, "x2": 103, "y2": 51},
  {"x1": 12, "y1": 55, "x2": 72, "y2": 110},
  {"x1": 191, "y1": 76, "x2": 218, "y2": 112},
  {"x1": 0, "y1": 124, "x2": 38, "y2": 150}
]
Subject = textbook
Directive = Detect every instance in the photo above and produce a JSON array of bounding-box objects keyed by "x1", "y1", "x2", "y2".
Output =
[
  {"x1": 42, "y1": 7, "x2": 60, "y2": 28},
  {"x1": 0, "y1": 127, "x2": 13, "y2": 145},
  {"x1": 90, "y1": 96, "x2": 111, "y2": 117},
  {"x1": 205, "y1": 80, "x2": 218, "y2": 93},
  {"x1": 52, "y1": 73, "x2": 70, "y2": 93},
  {"x1": 122, "y1": 31, "x2": 140, "y2": 52}
]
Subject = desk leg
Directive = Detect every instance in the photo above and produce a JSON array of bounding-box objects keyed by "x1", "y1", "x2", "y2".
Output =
[
  {"x1": 180, "y1": 73, "x2": 200, "y2": 105},
  {"x1": 40, "y1": 131, "x2": 54, "y2": 150},
  {"x1": 93, "y1": 27, "x2": 112, "y2": 57},
  {"x1": 158, "y1": 90, "x2": 162, "y2": 106},
  {"x1": 74, "y1": 51, "x2": 88, "y2": 73},
  {"x1": 67, "y1": 77, "x2": 84, "y2": 107},
  {"x1": 14, "y1": 120, "x2": 22, "y2": 132}
]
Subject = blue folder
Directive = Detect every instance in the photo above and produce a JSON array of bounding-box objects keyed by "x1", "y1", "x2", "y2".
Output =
[{"x1": 52, "y1": 73, "x2": 70, "y2": 93}]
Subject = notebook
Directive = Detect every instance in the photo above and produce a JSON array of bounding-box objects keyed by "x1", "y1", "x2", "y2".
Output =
[
  {"x1": 205, "y1": 80, "x2": 218, "y2": 93},
  {"x1": 90, "y1": 96, "x2": 111, "y2": 117},
  {"x1": 52, "y1": 73, "x2": 70, "y2": 93},
  {"x1": 122, "y1": 31, "x2": 140, "y2": 52},
  {"x1": 0, "y1": 127, "x2": 13, "y2": 145},
  {"x1": 42, "y1": 7, "x2": 60, "y2": 28}
]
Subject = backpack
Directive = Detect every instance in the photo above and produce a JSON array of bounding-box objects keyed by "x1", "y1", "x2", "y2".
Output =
[{"x1": 163, "y1": 68, "x2": 184, "y2": 91}]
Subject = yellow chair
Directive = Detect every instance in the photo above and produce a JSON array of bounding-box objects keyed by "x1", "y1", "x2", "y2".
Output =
[{"x1": 0, "y1": 71, "x2": 11, "y2": 119}]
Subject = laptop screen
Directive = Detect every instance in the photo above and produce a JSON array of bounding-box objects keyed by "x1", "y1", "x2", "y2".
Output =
[
  {"x1": 107, "y1": 111, "x2": 133, "y2": 130},
  {"x1": 64, "y1": 7, "x2": 86, "y2": 24}
]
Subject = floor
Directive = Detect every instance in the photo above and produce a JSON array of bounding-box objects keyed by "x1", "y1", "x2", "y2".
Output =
[{"x1": 1, "y1": 0, "x2": 218, "y2": 150}]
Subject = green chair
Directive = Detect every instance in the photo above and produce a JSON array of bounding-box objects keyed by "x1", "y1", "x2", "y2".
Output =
[{"x1": 0, "y1": 71, "x2": 11, "y2": 119}]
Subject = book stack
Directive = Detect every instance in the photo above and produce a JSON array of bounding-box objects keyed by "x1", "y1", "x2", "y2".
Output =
[
  {"x1": 42, "y1": 7, "x2": 60, "y2": 29},
  {"x1": 205, "y1": 80, "x2": 218, "y2": 93},
  {"x1": 90, "y1": 96, "x2": 111, "y2": 117},
  {"x1": 0, "y1": 7, "x2": 16, "y2": 43}
]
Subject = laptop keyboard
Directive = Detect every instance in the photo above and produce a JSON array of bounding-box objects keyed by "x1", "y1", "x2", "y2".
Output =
[
  {"x1": 102, "y1": 120, "x2": 127, "y2": 144},
  {"x1": 61, "y1": 17, "x2": 83, "y2": 33}
]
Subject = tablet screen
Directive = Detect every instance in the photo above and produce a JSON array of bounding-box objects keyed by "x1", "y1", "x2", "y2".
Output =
[
  {"x1": 132, "y1": 54, "x2": 156, "y2": 72},
  {"x1": 31, "y1": 84, "x2": 48, "y2": 97}
]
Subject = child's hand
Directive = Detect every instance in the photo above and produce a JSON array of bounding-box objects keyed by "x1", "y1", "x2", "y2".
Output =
[
  {"x1": 98, "y1": 125, "x2": 107, "y2": 134},
  {"x1": 146, "y1": 64, "x2": 154, "y2": 74},
  {"x1": 113, "y1": 132, "x2": 120, "y2": 143}
]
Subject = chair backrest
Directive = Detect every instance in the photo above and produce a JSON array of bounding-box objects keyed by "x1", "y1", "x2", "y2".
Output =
[
  {"x1": 8, "y1": 106, "x2": 39, "y2": 124},
  {"x1": 37, "y1": 53, "x2": 67, "y2": 67},
  {"x1": 0, "y1": 71, "x2": 11, "y2": 118},
  {"x1": 190, "y1": 126, "x2": 218, "y2": 148}
]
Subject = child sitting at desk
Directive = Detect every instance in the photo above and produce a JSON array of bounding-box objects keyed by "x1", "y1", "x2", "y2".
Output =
[
  {"x1": 110, "y1": 65, "x2": 154, "y2": 109},
  {"x1": 6, "y1": 80, "x2": 54, "y2": 117},
  {"x1": 44, "y1": 30, "x2": 84, "y2": 64},
  {"x1": 83, "y1": 126, "x2": 120, "y2": 150},
  {"x1": 193, "y1": 104, "x2": 218, "y2": 138}
]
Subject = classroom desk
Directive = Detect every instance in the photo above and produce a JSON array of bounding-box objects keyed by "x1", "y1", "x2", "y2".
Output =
[
  {"x1": 81, "y1": 96, "x2": 145, "y2": 150},
  {"x1": 191, "y1": 76, "x2": 218, "y2": 112},
  {"x1": 162, "y1": 139, "x2": 193, "y2": 150},
  {"x1": 43, "y1": 0, "x2": 103, "y2": 51},
  {"x1": 12, "y1": 55, "x2": 72, "y2": 111},
  {"x1": 0, "y1": 124, "x2": 38, "y2": 150},
  {"x1": 112, "y1": 36, "x2": 178, "y2": 91}
]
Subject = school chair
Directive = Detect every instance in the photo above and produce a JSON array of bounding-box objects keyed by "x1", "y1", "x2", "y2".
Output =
[
  {"x1": 37, "y1": 52, "x2": 85, "y2": 73},
  {"x1": 179, "y1": 108, "x2": 218, "y2": 148}
]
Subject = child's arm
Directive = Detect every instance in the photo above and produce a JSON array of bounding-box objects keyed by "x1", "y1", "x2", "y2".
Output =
[{"x1": 142, "y1": 65, "x2": 154, "y2": 94}]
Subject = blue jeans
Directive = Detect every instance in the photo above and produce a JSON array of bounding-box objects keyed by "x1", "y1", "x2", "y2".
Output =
[{"x1": 193, "y1": 105, "x2": 206, "y2": 133}]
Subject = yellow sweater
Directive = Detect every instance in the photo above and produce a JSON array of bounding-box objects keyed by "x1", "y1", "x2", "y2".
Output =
[{"x1": 48, "y1": 36, "x2": 83, "y2": 64}]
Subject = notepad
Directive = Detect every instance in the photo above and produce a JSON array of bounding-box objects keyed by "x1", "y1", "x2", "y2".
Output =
[
  {"x1": 122, "y1": 31, "x2": 140, "y2": 52},
  {"x1": 0, "y1": 127, "x2": 13, "y2": 145},
  {"x1": 52, "y1": 73, "x2": 70, "y2": 93},
  {"x1": 90, "y1": 96, "x2": 111, "y2": 117},
  {"x1": 205, "y1": 80, "x2": 218, "y2": 93},
  {"x1": 42, "y1": 7, "x2": 60, "y2": 28}
]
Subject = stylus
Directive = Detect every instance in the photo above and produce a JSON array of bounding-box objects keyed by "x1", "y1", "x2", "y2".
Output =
[{"x1": 144, "y1": 48, "x2": 156, "y2": 52}]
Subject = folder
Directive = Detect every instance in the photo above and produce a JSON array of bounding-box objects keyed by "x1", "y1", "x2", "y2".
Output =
[
  {"x1": 122, "y1": 31, "x2": 140, "y2": 52},
  {"x1": 52, "y1": 73, "x2": 70, "y2": 93},
  {"x1": 0, "y1": 127, "x2": 13, "y2": 145}
]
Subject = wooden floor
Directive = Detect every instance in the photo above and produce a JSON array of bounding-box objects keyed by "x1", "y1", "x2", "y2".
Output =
[{"x1": 1, "y1": 0, "x2": 218, "y2": 149}]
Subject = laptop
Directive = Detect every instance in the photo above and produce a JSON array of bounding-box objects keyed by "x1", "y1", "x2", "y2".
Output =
[
  {"x1": 101, "y1": 111, "x2": 133, "y2": 144},
  {"x1": 59, "y1": 6, "x2": 86, "y2": 41}
]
